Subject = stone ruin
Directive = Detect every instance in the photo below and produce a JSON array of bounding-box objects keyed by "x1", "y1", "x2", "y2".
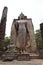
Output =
[
  {"x1": 0, "y1": 6, "x2": 43, "y2": 60},
  {"x1": 0, "y1": 7, "x2": 8, "y2": 51},
  {"x1": 0, "y1": 7, "x2": 39, "y2": 60},
  {"x1": 39, "y1": 23, "x2": 43, "y2": 59},
  {"x1": 10, "y1": 13, "x2": 36, "y2": 53},
  {"x1": 40, "y1": 23, "x2": 43, "y2": 44}
]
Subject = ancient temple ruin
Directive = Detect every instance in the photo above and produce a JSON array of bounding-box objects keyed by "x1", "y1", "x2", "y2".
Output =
[
  {"x1": 0, "y1": 7, "x2": 8, "y2": 51},
  {"x1": 10, "y1": 13, "x2": 36, "y2": 53}
]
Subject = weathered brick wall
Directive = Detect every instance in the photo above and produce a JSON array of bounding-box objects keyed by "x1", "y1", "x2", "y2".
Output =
[{"x1": 26, "y1": 19, "x2": 36, "y2": 52}]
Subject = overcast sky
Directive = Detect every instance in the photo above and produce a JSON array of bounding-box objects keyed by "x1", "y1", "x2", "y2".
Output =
[{"x1": 0, "y1": 0, "x2": 43, "y2": 36}]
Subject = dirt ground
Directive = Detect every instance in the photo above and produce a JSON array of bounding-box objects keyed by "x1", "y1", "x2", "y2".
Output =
[{"x1": 0, "y1": 59, "x2": 43, "y2": 65}]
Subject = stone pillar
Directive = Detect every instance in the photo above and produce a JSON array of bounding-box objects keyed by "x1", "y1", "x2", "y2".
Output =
[
  {"x1": 0, "y1": 7, "x2": 8, "y2": 51},
  {"x1": 40, "y1": 23, "x2": 43, "y2": 44}
]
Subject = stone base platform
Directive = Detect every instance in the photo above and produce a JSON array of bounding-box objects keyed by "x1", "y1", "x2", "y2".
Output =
[
  {"x1": 1, "y1": 51, "x2": 39, "y2": 61},
  {"x1": 14, "y1": 53, "x2": 39, "y2": 60},
  {"x1": 15, "y1": 54, "x2": 30, "y2": 61},
  {"x1": 29, "y1": 53, "x2": 39, "y2": 59}
]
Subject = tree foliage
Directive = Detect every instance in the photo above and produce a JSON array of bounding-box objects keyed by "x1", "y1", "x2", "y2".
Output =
[
  {"x1": 35, "y1": 30, "x2": 43, "y2": 50},
  {"x1": 4, "y1": 37, "x2": 10, "y2": 48}
]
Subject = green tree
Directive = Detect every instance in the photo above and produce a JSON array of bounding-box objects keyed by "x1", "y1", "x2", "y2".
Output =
[
  {"x1": 35, "y1": 30, "x2": 43, "y2": 50},
  {"x1": 4, "y1": 37, "x2": 10, "y2": 49}
]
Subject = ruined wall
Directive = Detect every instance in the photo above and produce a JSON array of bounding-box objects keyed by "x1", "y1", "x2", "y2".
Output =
[{"x1": 26, "y1": 19, "x2": 36, "y2": 52}]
